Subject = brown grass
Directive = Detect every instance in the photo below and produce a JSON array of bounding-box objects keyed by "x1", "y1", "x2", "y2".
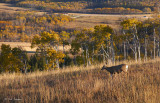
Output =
[
  {"x1": 0, "y1": 42, "x2": 36, "y2": 52},
  {"x1": 0, "y1": 59, "x2": 160, "y2": 103},
  {"x1": 0, "y1": 42, "x2": 71, "y2": 52},
  {"x1": 0, "y1": 3, "x2": 47, "y2": 15},
  {"x1": 0, "y1": 3, "x2": 30, "y2": 13},
  {"x1": 63, "y1": 13, "x2": 152, "y2": 30}
]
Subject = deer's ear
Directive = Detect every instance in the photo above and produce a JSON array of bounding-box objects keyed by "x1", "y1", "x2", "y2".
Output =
[
  {"x1": 104, "y1": 63, "x2": 107, "y2": 67},
  {"x1": 101, "y1": 67, "x2": 103, "y2": 70},
  {"x1": 101, "y1": 65, "x2": 105, "y2": 70}
]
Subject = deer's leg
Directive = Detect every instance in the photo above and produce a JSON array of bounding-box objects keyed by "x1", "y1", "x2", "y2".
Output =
[{"x1": 110, "y1": 74, "x2": 112, "y2": 78}]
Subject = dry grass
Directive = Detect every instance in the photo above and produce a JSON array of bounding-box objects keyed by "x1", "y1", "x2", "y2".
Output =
[
  {"x1": 0, "y1": 3, "x2": 30, "y2": 13},
  {"x1": 0, "y1": 3, "x2": 47, "y2": 15},
  {"x1": 0, "y1": 42, "x2": 71, "y2": 52},
  {"x1": 0, "y1": 42, "x2": 36, "y2": 52},
  {"x1": 63, "y1": 13, "x2": 152, "y2": 30},
  {"x1": 0, "y1": 59, "x2": 160, "y2": 103}
]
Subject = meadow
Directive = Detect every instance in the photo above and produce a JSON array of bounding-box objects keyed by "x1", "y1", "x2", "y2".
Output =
[
  {"x1": 0, "y1": 59, "x2": 160, "y2": 103},
  {"x1": 63, "y1": 13, "x2": 152, "y2": 31}
]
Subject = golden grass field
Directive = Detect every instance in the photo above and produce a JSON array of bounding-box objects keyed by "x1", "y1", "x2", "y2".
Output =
[
  {"x1": 63, "y1": 13, "x2": 152, "y2": 30},
  {"x1": 0, "y1": 42, "x2": 71, "y2": 53},
  {"x1": 0, "y1": 42, "x2": 36, "y2": 52},
  {"x1": 0, "y1": 3, "x2": 30, "y2": 13},
  {"x1": 0, "y1": 3, "x2": 46, "y2": 15},
  {"x1": 0, "y1": 59, "x2": 160, "y2": 103}
]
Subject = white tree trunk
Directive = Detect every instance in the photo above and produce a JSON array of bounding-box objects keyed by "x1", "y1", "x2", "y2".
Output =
[
  {"x1": 138, "y1": 43, "x2": 141, "y2": 61},
  {"x1": 111, "y1": 37, "x2": 115, "y2": 64},
  {"x1": 144, "y1": 37, "x2": 147, "y2": 61},
  {"x1": 124, "y1": 42, "x2": 126, "y2": 60},
  {"x1": 81, "y1": 44, "x2": 85, "y2": 66},
  {"x1": 63, "y1": 43, "x2": 65, "y2": 68},
  {"x1": 154, "y1": 28, "x2": 156, "y2": 59},
  {"x1": 55, "y1": 45, "x2": 59, "y2": 69},
  {"x1": 158, "y1": 41, "x2": 160, "y2": 57},
  {"x1": 134, "y1": 44, "x2": 137, "y2": 62}
]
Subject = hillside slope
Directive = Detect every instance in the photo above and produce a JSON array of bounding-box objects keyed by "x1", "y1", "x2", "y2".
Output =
[
  {"x1": 0, "y1": 60, "x2": 160, "y2": 102},
  {"x1": 0, "y1": 3, "x2": 31, "y2": 13}
]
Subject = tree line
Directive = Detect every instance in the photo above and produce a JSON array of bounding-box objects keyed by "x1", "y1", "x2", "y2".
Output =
[
  {"x1": 16, "y1": 1, "x2": 154, "y2": 14},
  {"x1": 1, "y1": 0, "x2": 159, "y2": 14},
  {"x1": 1, "y1": 16, "x2": 160, "y2": 73}
]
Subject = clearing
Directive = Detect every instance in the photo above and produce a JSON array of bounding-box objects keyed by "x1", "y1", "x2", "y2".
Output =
[
  {"x1": 0, "y1": 3, "x2": 30, "y2": 13},
  {"x1": 63, "y1": 13, "x2": 152, "y2": 30}
]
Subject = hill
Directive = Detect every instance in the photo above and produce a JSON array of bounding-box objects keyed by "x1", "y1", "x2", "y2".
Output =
[
  {"x1": 0, "y1": 0, "x2": 158, "y2": 14},
  {"x1": 0, "y1": 3, "x2": 32, "y2": 13},
  {"x1": 0, "y1": 60, "x2": 160, "y2": 102},
  {"x1": 63, "y1": 13, "x2": 151, "y2": 30}
]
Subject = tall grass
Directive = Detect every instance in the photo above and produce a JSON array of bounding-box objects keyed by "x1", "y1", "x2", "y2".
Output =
[{"x1": 0, "y1": 59, "x2": 160, "y2": 103}]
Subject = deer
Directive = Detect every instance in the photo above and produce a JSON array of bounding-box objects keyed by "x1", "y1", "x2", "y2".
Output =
[{"x1": 101, "y1": 64, "x2": 128, "y2": 77}]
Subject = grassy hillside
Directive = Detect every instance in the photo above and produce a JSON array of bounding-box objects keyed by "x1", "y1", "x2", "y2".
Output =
[
  {"x1": 63, "y1": 13, "x2": 151, "y2": 30},
  {"x1": 0, "y1": 59, "x2": 160, "y2": 103}
]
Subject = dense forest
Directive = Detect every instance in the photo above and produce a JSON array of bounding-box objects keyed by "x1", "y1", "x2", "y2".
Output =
[{"x1": 1, "y1": 0, "x2": 159, "y2": 14}]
